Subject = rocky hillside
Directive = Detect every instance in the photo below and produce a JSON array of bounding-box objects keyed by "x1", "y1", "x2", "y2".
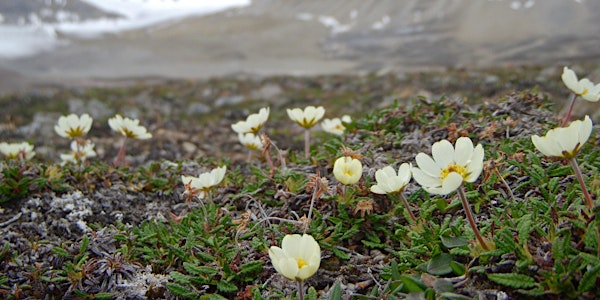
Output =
[
  {"x1": 0, "y1": 0, "x2": 116, "y2": 25},
  {"x1": 0, "y1": 0, "x2": 599, "y2": 93}
]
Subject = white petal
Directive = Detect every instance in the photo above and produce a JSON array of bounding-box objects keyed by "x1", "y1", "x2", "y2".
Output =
[
  {"x1": 415, "y1": 153, "x2": 441, "y2": 177},
  {"x1": 300, "y1": 234, "x2": 320, "y2": 259},
  {"x1": 562, "y1": 66, "x2": 582, "y2": 94},
  {"x1": 231, "y1": 121, "x2": 249, "y2": 133},
  {"x1": 411, "y1": 167, "x2": 441, "y2": 189},
  {"x1": 465, "y1": 144, "x2": 485, "y2": 182},
  {"x1": 287, "y1": 108, "x2": 301, "y2": 122},
  {"x1": 370, "y1": 185, "x2": 387, "y2": 194},
  {"x1": 532, "y1": 135, "x2": 562, "y2": 157},
  {"x1": 578, "y1": 115, "x2": 593, "y2": 146},
  {"x1": 439, "y1": 172, "x2": 463, "y2": 195},
  {"x1": 454, "y1": 137, "x2": 474, "y2": 165},
  {"x1": 432, "y1": 140, "x2": 455, "y2": 168},
  {"x1": 396, "y1": 163, "x2": 412, "y2": 187},
  {"x1": 584, "y1": 84, "x2": 600, "y2": 102},
  {"x1": 556, "y1": 123, "x2": 580, "y2": 153},
  {"x1": 282, "y1": 234, "x2": 304, "y2": 258},
  {"x1": 279, "y1": 257, "x2": 300, "y2": 280}
]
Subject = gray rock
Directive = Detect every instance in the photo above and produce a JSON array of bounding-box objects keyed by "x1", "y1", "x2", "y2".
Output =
[
  {"x1": 215, "y1": 95, "x2": 245, "y2": 107},
  {"x1": 251, "y1": 83, "x2": 283, "y2": 100},
  {"x1": 69, "y1": 98, "x2": 114, "y2": 119},
  {"x1": 187, "y1": 103, "x2": 211, "y2": 115}
]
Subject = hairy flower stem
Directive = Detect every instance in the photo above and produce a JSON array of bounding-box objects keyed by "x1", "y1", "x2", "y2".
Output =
[
  {"x1": 596, "y1": 229, "x2": 600, "y2": 258},
  {"x1": 297, "y1": 281, "x2": 304, "y2": 300},
  {"x1": 304, "y1": 186, "x2": 318, "y2": 234},
  {"x1": 398, "y1": 193, "x2": 418, "y2": 224},
  {"x1": 200, "y1": 201, "x2": 209, "y2": 224},
  {"x1": 304, "y1": 129, "x2": 310, "y2": 159},
  {"x1": 113, "y1": 137, "x2": 128, "y2": 166},
  {"x1": 561, "y1": 93, "x2": 577, "y2": 127},
  {"x1": 270, "y1": 141, "x2": 287, "y2": 171},
  {"x1": 457, "y1": 186, "x2": 489, "y2": 251},
  {"x1": 569, "y1": 157, "x2": 594, "y2": 210}
]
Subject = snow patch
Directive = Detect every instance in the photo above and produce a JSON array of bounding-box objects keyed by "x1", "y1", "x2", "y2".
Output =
[
  {"x1": 318, "y1": 15, "x2": 353, "y2": 34},
  {"x1": 0, "y1": 0, "x2": 251, "y2": 59},
  {"x1": 372, "y1": 15, "x2": 390, "y2": 30}
]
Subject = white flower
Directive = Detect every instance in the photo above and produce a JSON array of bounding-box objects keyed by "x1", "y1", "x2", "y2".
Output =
[
  {"x1": 333, "y1": 156, "x2": 363, "y2": 185},
  {"x1": 60, "y1": 140, "x2": 97, "y2": 164},
  {"x1": 268, "y1": 234, "x2": 321, "y2": 282},
  {"x1": 321, "y1": 118, "x2": 346, "y2": 135},
  {"x1": 531, "y1": 115, "x2": 593, "y2": 159},
  {"x1": 238, "y1": 133, "x2": 263, "y2": 150},
  {"x1": 341, "y1": 115, "x2": 352, "y2": 123},
  {"x1": 231, "y1": 107, "x2": 270, "y2": 134},
  {"x1": 108, "y1": 114, "x2": 152, "y2": 139},
  {"x1": 561, "y1": 66, "x2": 600, "y2": 102},
  {"x1": 181, "y1": 166, "x2": 227, "y2": 199},
  {"x1": 287, "y1": 106, "x2": 325, "y2": 129},
  {"x1": 370, "y1": 163, "x2": 412, "y2": 194},
  {"x1": 412, "y1": 137, "x2": 484, "y2": 195},
  {"x1": 0, "y1": 142, "x2": 35, "y2": 160},
  {"x1": 54, "y1": 113, "x2": 93, "y2": 139}
]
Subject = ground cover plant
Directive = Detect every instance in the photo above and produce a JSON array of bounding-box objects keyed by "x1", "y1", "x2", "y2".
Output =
[{"x1": 0, "y1": 65, "x2": 599, "y2": 299}]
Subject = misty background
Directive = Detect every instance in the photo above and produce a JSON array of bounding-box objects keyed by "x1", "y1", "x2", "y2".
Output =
[{"x1": 0, "y1": 0, "x2": 598, "y2": 93}]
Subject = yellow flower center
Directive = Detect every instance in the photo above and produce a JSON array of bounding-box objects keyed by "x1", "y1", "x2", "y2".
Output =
[
  {"x1": 67, "y1": 127, "x2": 84, "y2": 137},
  {"x1": 295, "y1": 257, "x2": 307, "y2": 269},
  {"x1": 581, "y1": 88, "x2": 588, "y2": 96},
  {"x1": 440, "y1": 163, "x2": 467, "y2": 180},
  {"x1": 121, "y1": 128, "x2": 136, "y2": 138},
  {"x1": 343, "y1": 167, "x2": 354, "y2": 178},
  {"x1": 300, "y1": 118, "x2": 316, "y2": 128}
]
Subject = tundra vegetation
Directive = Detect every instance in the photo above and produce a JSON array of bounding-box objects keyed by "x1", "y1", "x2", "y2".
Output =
[{"x1": 0, "y1": 66, "x2": 599, "y2": 299}]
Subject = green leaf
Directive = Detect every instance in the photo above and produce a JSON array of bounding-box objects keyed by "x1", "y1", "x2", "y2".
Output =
[
  {"x1": 449, "y1": 261, "x2": 465, "y2": 276},
  {"x1": 52, "y1": 247, "x2": 70, "y2": 258},
  {"x1": 578, "y1": 263, "x2": 600, "y2": 293},
  {"x1": 390, "y1": 260, "x2": 401, "y2": 280},
  {"x1": 495, "y1": 228, "x2": 517, "y2": 254},
  {"x1": 362, "y1": 239, "x2": 385, "y2": 249},
  {"x1": 427, "y1": 253, "x2": 453, "y2": 275},
  {"x1": 487, "y1": 273, "x2": 536, "y2": 289},
  {"x1": 332, "y1": 247, "x2": 350, "y2": 260},
  {"x1": 93, "y1": 292, "x2": 114, "y2": 300},
  {"x1": 203, "y1": 294, "x2": 228, "y2": 300},
  {"x1": 307, "y1": 287, "x2": 318, "y2": 300},
  {"x1": 400, "y1": 275, "x2": 425, "y2": 293},
  {"x1": 239, "y1": 261, "x2": 263, "y2": 275},
  {"x1": 433, "y1": 278, "x2": 454, "y2": 293},
  {"x1": 166, "y1": 283, "x2": 193, "y2": 297},
  {"x1": 517, "y1": 214, "x2": 532, "y2": 245},
  {"x1": 196, "y1": 251, "x2": 216, "y2": 262},
  {"x1": 329, "y1": 282, "x2": 343, "y2": 300},
  {"x1": 440, "y1": 236, "x2": 468, "y2": 248},
  {"x1": 584, "y1": 222, "x2": 599, "y2": 251},
  {"x1": 217, "y1": 280, "x2": 238, "y2": 293},
  {"x1": 79, "y1": 235, "x2": 89, "y2": 254},
  {"x1": 169, "y1": 271, "x2": 191, "y2": 284},
  {"x1": 183, "y1": 262, "x2": 218, "y2": 276},
  {"x1": 341, "y1": 226, "x2": 359, "y2": 240},
  {"x1": 439, "y1": 292, "x2": 473, "y2": 299}
]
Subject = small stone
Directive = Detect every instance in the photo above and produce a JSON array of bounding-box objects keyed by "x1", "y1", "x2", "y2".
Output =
[
  {"x1": 182, "y1": 141, "x2": 197, "y2": 153},
  {"x1": 215, "y1": 95, "x2": 244, "y2": 107},
  {"x1": 188, "y1": 103, "x2": 211, "y2": 115}
]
